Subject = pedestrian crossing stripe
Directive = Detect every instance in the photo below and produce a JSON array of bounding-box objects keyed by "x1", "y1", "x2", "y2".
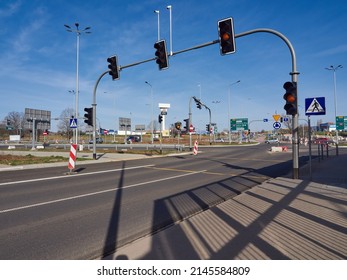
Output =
[{"x1": 305, "y1": 97, "x2": 326, "y2": 116}]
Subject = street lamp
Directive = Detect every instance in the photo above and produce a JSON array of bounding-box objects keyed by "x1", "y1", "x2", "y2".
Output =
[
  {"x1": 166, "y1": 5, "x2": 173, "y2": 56},
  {"x1": 64, "y1": 23, "x2": 91, "y2": 144},
  {"x1": 154, "y1": 10, "x2": 160, "y2": 41},
  {"x1": 325, "y1": 65, "x2": 343, "y2": 144},
  {"x1": 228, "y1": 80, "x2": 240, "y2": 143},
  {"x1": 145, "y1": 81, "x2": 154, "y2": 144}
]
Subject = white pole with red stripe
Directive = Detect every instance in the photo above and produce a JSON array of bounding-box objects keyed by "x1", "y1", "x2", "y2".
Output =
[
  {"x1": 68, "y1": 144, "x2": 77, "y2": 172},
  {"x1": 193, "y1": 140, "x2": 198, "y2": 155}
]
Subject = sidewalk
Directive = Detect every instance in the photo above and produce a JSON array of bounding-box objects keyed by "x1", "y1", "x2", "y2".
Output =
[{"x1": 103, "y1": 151, "x2": 347, "y2": 260}]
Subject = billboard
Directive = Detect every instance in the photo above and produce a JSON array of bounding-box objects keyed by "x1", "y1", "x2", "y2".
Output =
[{"x1": 24, "y1": 108, "x2": 51, "y2": 130}]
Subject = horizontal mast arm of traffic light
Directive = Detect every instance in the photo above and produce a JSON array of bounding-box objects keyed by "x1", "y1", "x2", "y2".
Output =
[{"x1": 118, "y1": 28, "x2": 298, "y2": 78}]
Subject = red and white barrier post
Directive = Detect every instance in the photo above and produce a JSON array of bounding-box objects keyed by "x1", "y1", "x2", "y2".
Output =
[
  {"x1": 193, "y1": 140, "x2": 198, "y2": 155},
  {"x1": 68, "y1": 144, "x2": 77, "y2": 172}
]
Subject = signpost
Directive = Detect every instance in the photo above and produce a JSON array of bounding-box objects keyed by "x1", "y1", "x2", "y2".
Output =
[
  {"x1": 230, "y1": 118, "x2": 248, "y2": 131},
  {"x1": 336, "y1": 116, "x2": 346, "y2": 131}
]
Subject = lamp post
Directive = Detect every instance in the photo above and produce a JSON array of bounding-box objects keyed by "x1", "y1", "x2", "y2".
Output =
[
  {"x1": 154, "y1": 10, "x2": 160, "y2": 41},
  {"x1": 325, "y1": 65, "x2": 343, "y2": 145},
  {"x1": 64, "y1": 23, "x2": 91, "y2": 144},
  {"x1": 145, "y1": 81, "x2": 154, "y2": 144},
  {"x1": 228, "y1": 80, "x2": 241, "y2": 143},
  {"x1": 166, "y1": 5, "x2": 173, "y2": 56}
]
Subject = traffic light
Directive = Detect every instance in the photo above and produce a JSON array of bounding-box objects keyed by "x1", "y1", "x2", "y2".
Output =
[
  {"x1": 184, "y1": 118, "x2": 190, "y2": 131},
  {"x1": 158, "y1": 114, "x2": 163, "y2": 123},
  {"x1": 283, "y1": 81, "x2": 297, "y2": 115},
  {"x1": 175, "y1": 122, "x2": 181, "y2": 130},
  {"x1": 206, "y1": 124, "x2": 210, "y2": 133},
  {"x1": 107, "y1": 55, "x2": 120, "y2": 80},
  {"x1": 218, "y1": 17, "x2": 236, "y2": 55},
  {"x1": 84, "y1": 107, "x2": 93, "y2": 126},
  {"x1": 154, "y1": 40, "x2": 169, "y2": 70},
  {"x1": 193, "y1": 97, "x2": 202, "y2": 109}
]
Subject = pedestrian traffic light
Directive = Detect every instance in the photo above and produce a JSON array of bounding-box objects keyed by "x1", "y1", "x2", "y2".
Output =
[
  {"x1": 158, "y1": 114, "x2": 163, "y2": 123},
  {"x1": 84, "y1": 107, "x2": 93, "y2": 126},
  {"x1": 107, "y1": 55, "x2": 120, "y2": 80},
  {"x1": 218, "y1": 17, "x2": 236, "y2": 55},
  {"x1": 154, "y1": 40, "x2": 169, "y2": 70},
  {"x1": 283, "y1": 81, "x2": 297, "y2": 115}
]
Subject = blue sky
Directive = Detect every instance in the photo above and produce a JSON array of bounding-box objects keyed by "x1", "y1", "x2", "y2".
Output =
[{"x1": 0, "y1": 0, "x2": 346, "y2": 132}]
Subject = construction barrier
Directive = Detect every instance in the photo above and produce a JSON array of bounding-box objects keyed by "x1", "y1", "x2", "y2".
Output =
[
  {"x1": 193, "y1": 140, "x2": 198, "y2": 155},
  {"x1": 271, "y1": 146, "x2": 288, "y2": 152},
  {"x1": 68, "y1": 144, "x2": 77, "y2": 171}
]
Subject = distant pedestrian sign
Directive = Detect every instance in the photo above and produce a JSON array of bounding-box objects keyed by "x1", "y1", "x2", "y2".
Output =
[
  {"x1": 305, "y1": 97, "x2": 325, "y2": 116},
  {"x1": 69, "y1": 118, "x2": 77, "y2": 128}
]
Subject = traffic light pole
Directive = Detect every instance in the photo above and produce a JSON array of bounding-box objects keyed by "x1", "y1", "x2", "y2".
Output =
[
  {"x1": 236, "y1": 28, "x2": 299, "y2": 179},
  {"x1": 92, "y1": 70, "x2": 109, "y2": 160},
  {"x1": 171, "y1": 28, "x2": 300, "y2": 178}
]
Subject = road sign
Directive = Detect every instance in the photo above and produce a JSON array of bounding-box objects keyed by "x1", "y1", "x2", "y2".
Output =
[
  {"x1": 263, "y1": 118, "x2": 268, "y2": 122},
  {"x1": 230, "y1": 118, "x2": 248, "y2": 131},
  {"x1": 69, "y1": 118, "x2": 77, "y2": 128},
  {"x1": 189, "y1": 124, "x2": 193, "y2": 133},
  {"x1": 336, "y1": 116, "x2": 346, "y2": 130},
  {"x1": 273, "y1": 122, "x2": 281, "y2": 129},
  {"x1": 305, "y1": 97, "x2": 325, "y2": 116},
  {"x1": 272, "y1": 114, "x2": 281, "y2": 122}
]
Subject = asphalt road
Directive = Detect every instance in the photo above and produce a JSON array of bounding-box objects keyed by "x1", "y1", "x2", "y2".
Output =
[{"x1": 0, "y1": 144, "x2": 307, "y2": 259}]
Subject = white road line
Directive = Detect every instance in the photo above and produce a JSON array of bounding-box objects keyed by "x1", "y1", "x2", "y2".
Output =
[
  {"x1": 0, "y1": 164, "x2": 155, "y2": 187},
  {"x1": 0, "y1": 169, "x2": 207, "y2": 214}
]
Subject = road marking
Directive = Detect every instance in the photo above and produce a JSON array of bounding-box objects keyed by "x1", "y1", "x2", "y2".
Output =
[
  {"x1": 147, "y1": 166, "x2": 270, "y2": 179},
  {"x1": 0, "y1": 169, "x2": 207, "y2": 214},
  {"x1": 146, "y1": 166, "x2": 203, "y2": 174},
  {"x1": 0, "y1": 164, "x2": 155, "y2": 187}
]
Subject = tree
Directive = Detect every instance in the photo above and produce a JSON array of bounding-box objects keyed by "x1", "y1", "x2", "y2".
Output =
[
  {"x1": 5, "y1": 111, "x2": 25, "y2": 135},
  {"x1": 57, "y1": 108, "x2": 74, "y2": 139}
]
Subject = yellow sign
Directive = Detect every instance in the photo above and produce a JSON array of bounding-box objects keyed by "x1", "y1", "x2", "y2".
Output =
[{"x1": 273, "y1": 114, "x2": 281, "y2": 122}]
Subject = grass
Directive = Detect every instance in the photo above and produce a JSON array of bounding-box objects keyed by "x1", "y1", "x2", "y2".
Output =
[{"x1": 0, "y1": 154, "x2": 88, "y2": 166}]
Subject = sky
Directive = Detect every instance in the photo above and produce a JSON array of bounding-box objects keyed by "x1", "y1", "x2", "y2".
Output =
[{"x1": 0, "y1": 0, "x2": 346, "y2": 133}]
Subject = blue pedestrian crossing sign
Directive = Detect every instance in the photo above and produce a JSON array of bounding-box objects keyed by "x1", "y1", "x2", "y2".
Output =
[
  {"x1": 69, "y1": 118, "x2": 78, "y2": 128},
  {"x1": 305, "y1": 97, "x2": 325, "y2": 116}
]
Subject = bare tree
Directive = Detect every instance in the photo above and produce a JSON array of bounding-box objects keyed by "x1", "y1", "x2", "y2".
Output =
[
  {"x1": 5, "y1": 111, "x2": 25, "y2": 135},
  {"x1": 57, "y1": 108, "x2": 74, "y2": 139}
]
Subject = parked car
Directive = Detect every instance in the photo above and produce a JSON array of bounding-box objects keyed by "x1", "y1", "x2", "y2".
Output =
[
  {"x1": 89, "y1": 137, "x2": 103, "y2": 144},
  {"x1": 265, "y1": 139, "x2": 279, "y2": 144},
  {"x1": 126, "y1": 135, "x2": 141, "y2": 144}
]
